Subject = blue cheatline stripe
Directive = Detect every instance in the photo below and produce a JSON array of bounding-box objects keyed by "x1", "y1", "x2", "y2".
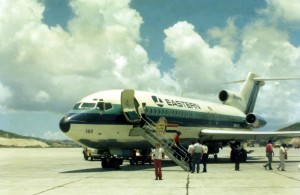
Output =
[{"x1": 67, "y1": 108, "x2": 247, "y2": 129}]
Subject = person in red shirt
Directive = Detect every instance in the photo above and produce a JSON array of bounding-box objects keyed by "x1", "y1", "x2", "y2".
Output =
[
  {"x1": 263, "y1": 140, "x2": 274, "y2": 170},
  {"x1": 173, "y1": 131, "x2": 182, "y2": 159}
]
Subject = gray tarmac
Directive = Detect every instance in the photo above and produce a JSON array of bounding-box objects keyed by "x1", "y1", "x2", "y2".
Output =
[{"x1": 0, "y1": 147, "x2": 299, "y2": 195}]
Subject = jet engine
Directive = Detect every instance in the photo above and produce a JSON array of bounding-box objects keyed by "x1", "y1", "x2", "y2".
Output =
[
  {"x1": 219, "y1": 90, "x2": 243, "y2": 104},
  {"x1": 218, "y1": 90, "x2": 245, "y2": 111},
  {"x1": 245, "y1": 113, "x2": 267, "y2": 128}
]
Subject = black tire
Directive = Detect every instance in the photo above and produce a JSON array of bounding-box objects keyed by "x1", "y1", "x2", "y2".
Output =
[
  {"x1": 214, "y1": 154, "x2": 218, "y2": 160},
  {"x1": 130, "y1": 159, "x2": 134, "y2": 165},
  {"x1": 83, "y1": 154, "x2": 88, "y2": 160},
  {"x1": 101, "y1": 158, "x2": 108, "y2": 168}
]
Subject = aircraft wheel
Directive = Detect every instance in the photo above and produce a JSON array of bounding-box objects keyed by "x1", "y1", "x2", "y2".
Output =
[
  {"x1": 214, "y1": 154, "x2": 218, "y2": 160},
  {"x1": 110, "y1": 158, "x2": 120, "y2": 170},
  {"x1": 119, "y1": 159, "x2": 124, "y2": 165},
  {"x1": 84, "y1": 155, "x2": 88, "y2": 160},
  {"x1": 130, "y1": 159, "x2": 135, "y2": 165},
  {"x1": 101, "y1": 158, "x2": 108, "y2": 168}
]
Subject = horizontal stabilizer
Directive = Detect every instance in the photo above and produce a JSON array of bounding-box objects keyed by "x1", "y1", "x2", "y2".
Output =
[{"x1": 223, "y1": 76, "x2": 300, "y2": 84}]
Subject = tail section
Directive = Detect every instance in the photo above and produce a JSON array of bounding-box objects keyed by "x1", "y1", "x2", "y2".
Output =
[
  {"x1": 219, "y1": 72, "x2": 300, "y2": 114},
  {"x1": 240, "y1": 73, "x2": 264, "y2": 114}
]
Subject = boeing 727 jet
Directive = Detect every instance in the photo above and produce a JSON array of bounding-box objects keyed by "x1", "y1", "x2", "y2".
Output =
[{"x1": 59, "y1": 72, "x2": 300, "y2": 169}]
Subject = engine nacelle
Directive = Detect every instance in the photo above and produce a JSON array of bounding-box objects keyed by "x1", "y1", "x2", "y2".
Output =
[
  {"x1": 219, "y1": 90, "x2": 243, "y2": 104},
  {"x1": 219, "y1": 90, "x2": 245, "y2": 112},
  {"x1": 245, "y1": 113, "x2": 267, "y2": 128}
]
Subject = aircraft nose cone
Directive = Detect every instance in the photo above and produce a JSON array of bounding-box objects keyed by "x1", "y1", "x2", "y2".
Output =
[{"x1": 59, "y1": 117, "x2": 70, "y2": 133}]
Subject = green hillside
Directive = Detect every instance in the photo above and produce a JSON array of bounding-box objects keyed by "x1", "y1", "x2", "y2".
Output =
[
  {"x1": 0, "y1": 129, "x2": 80, "y2": 148},
  {"x1": 277, "y1": 122, "x2": 300, "y2": 131},
  {"x1": 0, "y1": 129, "x2": 40, "y2": 139}
]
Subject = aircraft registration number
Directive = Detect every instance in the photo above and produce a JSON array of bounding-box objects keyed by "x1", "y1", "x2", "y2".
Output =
[{"x1": 86, "y1": 129, "x2": 94, "y2": 133}]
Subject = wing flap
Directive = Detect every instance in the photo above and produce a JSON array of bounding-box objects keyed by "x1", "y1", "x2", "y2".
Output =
[{"x1": 199, "y1": 129, "x2": 300, "y2": 141}]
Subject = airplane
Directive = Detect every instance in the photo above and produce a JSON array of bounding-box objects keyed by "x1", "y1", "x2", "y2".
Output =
[{"x1": 59, "y1": 72, "x2": 300, "y2": 169}]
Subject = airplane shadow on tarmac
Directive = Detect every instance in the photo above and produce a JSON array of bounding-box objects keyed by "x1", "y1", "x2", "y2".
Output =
[
  {"x1": 60, "y1": 157, "x2": 299, "y2": 174},
  {"x1": 60, "y1": 159, "x2": 187, "y2": 174}
]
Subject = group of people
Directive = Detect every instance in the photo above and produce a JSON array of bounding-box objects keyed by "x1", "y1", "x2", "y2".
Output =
[
  {"x1": 151, "y1": 138, "x2": 208, "y2": 180},
  {"x1": 263, "y1": 140, "x2": 288, "y2": 171},
  {"x1": 174, "y1": 131, "x2": 208, "y2": 173},
  {"x1": 152, "y1": 137, "x2": 291, "y2": 180},
  {"x1": 187, "y1": 140, "x2": 208, "y2": 173}
]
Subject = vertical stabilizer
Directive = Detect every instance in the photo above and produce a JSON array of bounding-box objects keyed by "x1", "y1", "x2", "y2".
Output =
[{"x1": 240, "y1": 73, "x2": 265, "y2": 114}]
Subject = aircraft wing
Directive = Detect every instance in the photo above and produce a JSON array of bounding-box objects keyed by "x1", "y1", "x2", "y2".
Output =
[{"x1": 199, "y1": 129, "x2": 300, "y2": 141}]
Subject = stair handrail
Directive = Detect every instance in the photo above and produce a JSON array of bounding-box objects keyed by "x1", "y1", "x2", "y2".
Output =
[{"x1": 141, "y1": 117, "x2": 189, "y2": 162}]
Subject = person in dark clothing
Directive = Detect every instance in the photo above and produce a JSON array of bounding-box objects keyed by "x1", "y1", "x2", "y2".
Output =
[
  {"x1": 202, "y1": 142, "x2": 208, "y2": 172},
  {"x1": 234, "y1": 143, "x2": 242, "y2": 171}
]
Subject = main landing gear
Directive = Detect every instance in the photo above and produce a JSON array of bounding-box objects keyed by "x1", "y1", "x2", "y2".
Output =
[{"x1": 101, "y1": 156, "x2": 124, "y2": 170}]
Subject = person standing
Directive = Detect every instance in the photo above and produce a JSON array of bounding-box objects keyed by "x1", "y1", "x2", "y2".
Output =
[
  {"x1": 173, "y1": 131, "x2": 182, "y2": 159},
  {"x1": 277, "y1": 143, "x2": 287, "y2": 171},
  {"x1": 263, "y1": 140, "x2": 274, "y2": 170},
  {"x1": 187, "y1": 141, "x2": 195, "y2": 172},
  {"x1": 138, "y1": 102, "x2": 147, "y2": 128},
  {"x1": 152, "y1": 143, "x2": 165, "y2": 180},
  {"x1": 202, "y1": 142, "x2": 208, "y2": 172},
  {"x1": 191, "y1": 140, "x2": 203, "y2": 173},
  {"x1": 234, "y1": 143, "x2": 242, "y2": 171}
]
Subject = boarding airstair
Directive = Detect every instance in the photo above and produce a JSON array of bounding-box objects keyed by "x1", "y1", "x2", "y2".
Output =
[
  {"x1": 121, "y1": 89, "x2": 189, "y2": 171},
  {"x1": 129, "y1": 119, "x2": 189, "y2": 171}
]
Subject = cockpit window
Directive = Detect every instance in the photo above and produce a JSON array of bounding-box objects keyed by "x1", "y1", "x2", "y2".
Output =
[
  {"x1": 105, "y1": 103, "x2": 112, "y2": 110},
  {"x1": 73, "y1": 103, "x2": 81, "y2": 109},
  {"x1": 80, "y1": 103, "x2": 96, "y2": 109},
  {"x1": 96, "y1": 102, "x2": 112, "y2": 110},
  {"x1": 96, "y1": 102, "x2": 104, "y2": 110},
  {"x1": 74, "y1": 102, "x2": 112, "y2": 111}
]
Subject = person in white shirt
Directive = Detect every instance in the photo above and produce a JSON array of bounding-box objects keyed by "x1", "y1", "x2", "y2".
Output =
[
  {"x1": 187, "y1": 141, "x2": 195, "y2": 172},
  {"x1": 152, "y1": 143, "x2": 165, "y2": 180},
  {"x1": 138, "y1": 102, "x2": 147, "y2": 128},
  {"x1": 191, "y1": 140, "x2": 203, "y2": 173},
  {"x1": 277, "y1": 143, "x2": 287, "y2": 171}
]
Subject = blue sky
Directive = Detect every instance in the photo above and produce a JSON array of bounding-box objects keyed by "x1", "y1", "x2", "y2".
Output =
[{"x1": 0, "y1": 0, "x2": 300, "y2": 139}]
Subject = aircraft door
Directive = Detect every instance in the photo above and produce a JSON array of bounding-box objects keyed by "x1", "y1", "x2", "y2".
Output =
[{"x1": 121, "y1": 90, "x2": 141, "y2": 124}]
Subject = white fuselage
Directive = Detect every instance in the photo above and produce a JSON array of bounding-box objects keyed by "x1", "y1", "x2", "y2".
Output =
[{"x1": 60, "y1": 90, "x2": 249, "y2": 150}]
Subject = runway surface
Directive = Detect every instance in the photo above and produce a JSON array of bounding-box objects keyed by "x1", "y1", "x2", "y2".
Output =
[{"x1": 0, "y1": 147, "x2": 299, "y2": 195}]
